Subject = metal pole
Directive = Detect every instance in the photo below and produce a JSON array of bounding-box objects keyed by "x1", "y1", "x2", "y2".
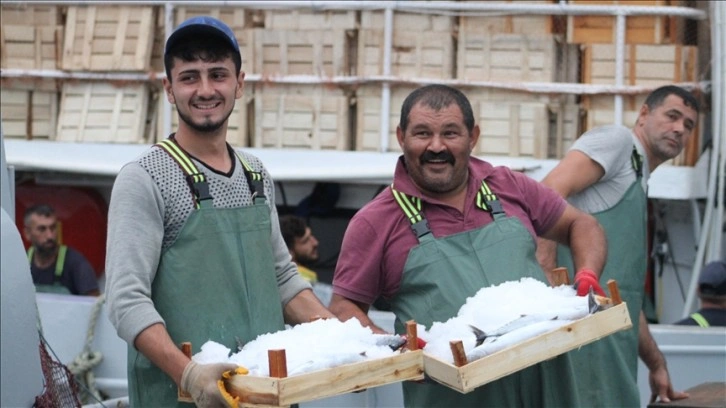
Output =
[
  {"x1": 614, "y1": 12, "x2": 626, "y2": 127},
  {"x1": 379, "y1": 6, "x2": 394, "y2": 153}
]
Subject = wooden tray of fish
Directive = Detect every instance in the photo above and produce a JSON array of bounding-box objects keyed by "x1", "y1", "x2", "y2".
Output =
[
  {"x1": 422, "y1": 301, "x2": 632, "y2": 394},
  {"x1": 226, "y1": 349, "x2": 424, "y2": 406}
]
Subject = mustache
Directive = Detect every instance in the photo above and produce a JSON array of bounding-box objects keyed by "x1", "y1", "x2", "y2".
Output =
[{"x1": 420, "y1": 151, "x2": 455, "y2": 165}]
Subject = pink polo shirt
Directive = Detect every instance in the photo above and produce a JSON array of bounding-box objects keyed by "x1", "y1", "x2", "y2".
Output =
[{"x1": 332, "y1": 156, "x2": 567, "y2": 305}]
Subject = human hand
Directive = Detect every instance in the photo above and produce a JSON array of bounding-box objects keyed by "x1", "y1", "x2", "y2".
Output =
[
  {"x1": 573, "y1": 269, "x2": 605, "y2": 296},
  {"x1": 648, "y1": 365, "x2": 688, "y2": 404},
  {"x1": 181, "y1": 361, "x2": 240, "y2": 408}
]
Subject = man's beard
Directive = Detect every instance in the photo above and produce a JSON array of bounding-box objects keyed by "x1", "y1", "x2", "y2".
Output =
[
  {"x1": 36, "y1": 240, "x2": 57, "y2": 257},
  {"x1": 177, "y1": 105, "x2": 234, "y2": 133}
]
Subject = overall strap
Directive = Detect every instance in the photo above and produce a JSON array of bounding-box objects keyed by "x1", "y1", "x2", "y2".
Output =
[
  {"x1": 631, "y1": 145, "x2": 643, "y2": 179},
  {"x1": 233, "y1": 151, "x2": 267, "y2": 205},
  {"x1": 55, "y1": 245, "x2": 67, "y2": 279},
  {"x1": 27, "y1": 245, "x2": 67, "y2": 280},
  {"x1": 476, "y1": 180, "x2": 506, "y2": 219},
  {"x1": 689, "y1": 312, "x2": 710, "y2": 328},
  {"x1": 390, "y1": 186, "x2": 433, "y2": 241},
  {"x1": 156, "y1": 139, "x2": 213, "y2": 209}
]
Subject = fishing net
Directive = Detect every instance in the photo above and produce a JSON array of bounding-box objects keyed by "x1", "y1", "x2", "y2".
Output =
[{"x1": 34, "y1": 335, "x2": 81, "y2": 408}]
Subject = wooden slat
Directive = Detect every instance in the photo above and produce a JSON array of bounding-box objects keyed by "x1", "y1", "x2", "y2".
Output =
[
  {"x1": 0, "y1": 86, "x2": 59, "y2": 140},
  {"x1": 263, "y1": 9, "x2": 357, "y2": 30}
]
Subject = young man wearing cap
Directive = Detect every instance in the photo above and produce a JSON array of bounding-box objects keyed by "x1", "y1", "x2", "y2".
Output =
[
  {"x1": 104, "y1": 16, "x2": 334, "y2": 407},
  {"x1": 675, "y1": 260, "x2": 726, "y2": 327}
]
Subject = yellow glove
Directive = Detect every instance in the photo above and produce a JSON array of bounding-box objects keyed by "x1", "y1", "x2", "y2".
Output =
[
  {"x1": 218, "y1": 367, "x2": 249, "y2": 408},
  {"x1": 181, "y1": 361, "x2": 240, "y2": 408}
]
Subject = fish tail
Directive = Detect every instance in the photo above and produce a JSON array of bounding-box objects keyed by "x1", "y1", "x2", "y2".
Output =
[{"x1": 469, "y1": 324, "x2": 488, "y2": 347}]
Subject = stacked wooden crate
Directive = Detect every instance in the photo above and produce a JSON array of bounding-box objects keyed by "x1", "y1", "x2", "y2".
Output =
[
  {"x1": 456, "y1": 1, "x2": 580, "y2": 159},
  {"x1": 56, "y1": 5, "x2": 157, "y2": 144},
  {"x1": 355, "y1": 12, "x2": 456, "y2": 153},
  {"x1": 571, "y1": 0, "x2": 698, "y2": 165},
  {"x1": 249, "y1": 8, "x2": 357, "y2": 150},
  {"x1": 0, "y1": 4, "x2": 62, "y2": 140}
]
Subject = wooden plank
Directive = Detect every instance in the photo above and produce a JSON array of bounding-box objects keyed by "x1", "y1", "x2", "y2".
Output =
[
  {"x1": 263, "y1": 9, "x2": 357, "y2": 30},
  {"x1": 458, "y1": 1, "x2": 553, "y2": 36},
  {"x1": 423, "y1": 302, "x2": 632, "y2": 394},
  {"x1": 227, "y1": 350, "x2": 424, "y2": 406}
]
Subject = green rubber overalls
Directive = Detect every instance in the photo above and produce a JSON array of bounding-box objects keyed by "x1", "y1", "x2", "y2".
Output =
[
  {"x1": 28, "y1": 245, "x2": 71, "y2": 294},
  {"x1": 557, "y1": 146, "x2": 646, "y2": 407},
  {"x1": 390, "y1": 181, "x2": 580, "y2": 407},
  {"x1": 128, "y1": 140, "x2": 286, "y2": 407}
]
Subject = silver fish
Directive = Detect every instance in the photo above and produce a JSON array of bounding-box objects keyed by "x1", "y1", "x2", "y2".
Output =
[
  {"x1": 470, "y1": 312, "x2": 560, "y2": 347},
  {"x1": 374, "y1": 334, "x2": 407, "y2": 351}
]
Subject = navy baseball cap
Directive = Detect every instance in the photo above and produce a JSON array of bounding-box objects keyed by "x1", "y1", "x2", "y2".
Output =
[
  {"x1": 164, "y1": 16, "x2": 240, "y2": 59},
  {"x1": 699, "y1": 260, "x2": 726, "y2": 297}
]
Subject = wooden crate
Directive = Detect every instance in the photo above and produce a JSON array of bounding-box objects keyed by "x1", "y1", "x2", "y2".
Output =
[
  {"x1": 358, "y1": 12, "x2": 455, "y2": 78},
  {"x1": 567, "y1": 0, "x2": 679, "y2": 44},
  {"x1": 227, "y1": 350, "x2": 423, "y2": 406},
  {"x1": 456, "y1": 34, "x2": 562, "y2": 83},
  {"x1": 262, "y1": 9, "x2": 357, "y2": 30},
  {"x1": 423, "y1": 302, "x2": 632, "y2": 394},
  {"x1": 354, "y1": 85, "x2": 417, "y2": 153},
  {"x1": 0, "y1": 86, "x2": 58, "y2": 140},
  {"x1": 458, "y1": 1, "x2": 555, "y2": 36},
  {"x1": 253, "y1": 29, "x2": 350, "y2": 77},
  {"x1": 582, "y1": 43, "x2": 698, "y2": 86},
  {"x1": 173, "y1": 8, "x2": 256, "y2": 73},
  {"x1": 472, "y1": 93, "x2": 550, "y2": 158},
  {"x1": 62, "y1": 5, "x2": 155, "y2": 71},
  {"x1": 56, "y1": 82, "x2": 150, "y2": 143},
  {"x1": 252, "y1": 84, "x2": 351, "y2": 150},
  {"x1": 1, "y1": 4, "x2": 62, "y2": 70}
]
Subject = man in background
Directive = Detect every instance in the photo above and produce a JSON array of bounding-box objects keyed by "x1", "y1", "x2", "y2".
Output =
[
  {"x1": 675, "y1": 260, "x2": 726, "y2": 327},
  {"x1": 537, "y1": 85, "x2": 699, "y2": 406},
  {"x1": 24, "y1": 204, "x2": 100, "y2": 296},
  {"x1": 280, "y1": 214, "x2": 320, "y2": 283}
]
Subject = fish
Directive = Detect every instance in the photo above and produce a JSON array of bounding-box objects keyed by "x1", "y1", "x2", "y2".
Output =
[
  {"x1": 469, "y1": 313, "x2": 560, "y2": 347},
  {"x1": 469, "y1": 290, "x2": 605, "y2": 347}
]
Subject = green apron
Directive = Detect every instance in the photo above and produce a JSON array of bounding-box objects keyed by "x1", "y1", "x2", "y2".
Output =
[
  {"x1": 128, "y1": 140, "x2": 286, "y2": 407},
  {"x1": 556, "y1": 146, "x2": 646, "y2": 407},
  {"x1": 390, "y1": 181, "x2": 579, "y2": 407},
  {"x1": 29, "y1": 245, "x2": 72, "y2": 294}
]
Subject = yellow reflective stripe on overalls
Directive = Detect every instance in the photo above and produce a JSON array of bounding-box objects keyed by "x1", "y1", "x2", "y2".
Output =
[
  {"x1": 27, "y1": 245, "x2": 67, "y2": 279},
  {"x1": 157, "y1": 139, "x2": 205, "y2": 183},
  {"x1": 690, "y1": 312, "x2": 710, "y2": 328},
  {"x1": 390, "y1": 185, "x2": 431, "y2": 239},
  {"x1": 156, "y1": 139, "x2": 211, "y2": 209},
  {"x1": 391, "y1": 186, "x2": 423, "y2": 224},
  {"x1": 235, "y1": 152, "x2": 262, "y2": 182},
  {"x1": 476, "y1": 180, "x2": 504, "y2": 215}
]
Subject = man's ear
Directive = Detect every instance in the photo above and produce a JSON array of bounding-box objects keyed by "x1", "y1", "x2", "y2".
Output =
[
  {"x1": 396, "y1": 126, "x2": 405, "y2": 149},
  {"x1": 470, "y1": 124, "x2": 480, "y2": 152},
  {"x1": 162, "y1": 77, "x2": 175, "y2": 104},
  {"x1": 235, "y1": 71, "x2": 245, "y2": 99}
]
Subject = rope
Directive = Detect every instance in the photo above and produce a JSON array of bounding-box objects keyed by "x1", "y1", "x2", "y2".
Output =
[{"x1": 67, "y1": 294, "x2": 106, "y2": 404}]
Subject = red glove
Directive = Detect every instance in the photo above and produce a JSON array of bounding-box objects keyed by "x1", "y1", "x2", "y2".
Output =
[
  {"x1": 401, "y1": 335, "x2": 427, "y2": 350},
  {"x1": 573, "y1": 269, "x2": 605, "y2": 297}
]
